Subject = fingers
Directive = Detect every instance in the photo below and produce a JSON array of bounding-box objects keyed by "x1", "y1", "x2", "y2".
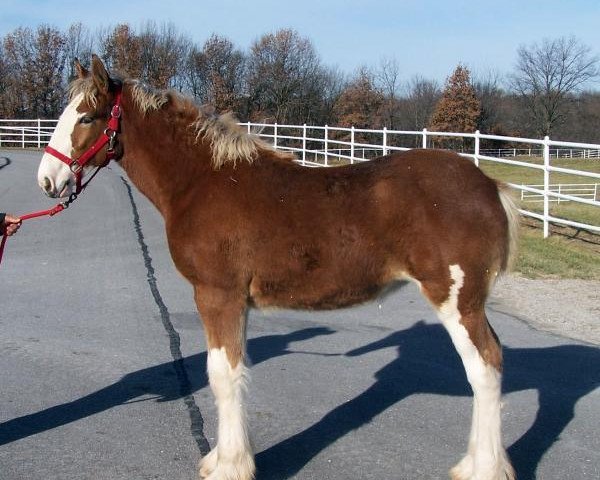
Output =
[
  {"x1": 5, "y1": 214, "x2": 21, "y2": 224},
  {"x1": 3, "y1": 214, "x2": 22, "y2": 236}
]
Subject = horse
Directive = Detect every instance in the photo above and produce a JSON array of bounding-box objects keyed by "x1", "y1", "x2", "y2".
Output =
[{"x1": 37, "y1": 55, "x2": 518, "y2": 480}]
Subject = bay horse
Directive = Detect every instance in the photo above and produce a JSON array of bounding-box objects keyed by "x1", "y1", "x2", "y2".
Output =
[{"x1": 37, "y1": 55, "x2": 517, "y2": 480}]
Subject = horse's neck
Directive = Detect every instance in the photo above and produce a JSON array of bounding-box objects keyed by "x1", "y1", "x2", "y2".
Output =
[{"x1": 118, "y1": 97, "x2": 211, "y2": 218}]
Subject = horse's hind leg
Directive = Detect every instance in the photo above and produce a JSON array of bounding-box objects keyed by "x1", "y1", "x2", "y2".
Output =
[
  {"x1": 422, "y1": 264, "x2": 515, "y2": 480},
  {"x1": 194, "y1": 285, "x2": 254, "y2": 480}
]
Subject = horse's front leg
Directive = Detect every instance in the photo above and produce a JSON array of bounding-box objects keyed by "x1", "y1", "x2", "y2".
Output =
[{"x1": 194, "y1": 284, "x2": 254, "y2": 480}]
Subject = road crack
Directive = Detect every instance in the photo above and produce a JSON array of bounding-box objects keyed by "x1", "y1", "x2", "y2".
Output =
[{"x1": 120, "y1": 175, "x2": 211, "y2": 455}]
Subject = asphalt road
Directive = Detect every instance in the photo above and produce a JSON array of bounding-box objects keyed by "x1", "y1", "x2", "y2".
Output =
[{"x1": 1, "y1": 150, "x2": 598, "y2": 480}]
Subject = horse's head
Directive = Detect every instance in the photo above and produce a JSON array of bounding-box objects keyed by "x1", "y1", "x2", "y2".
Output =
[{"x1": 38, "y1": 55, "x2": 121, "y2": 198}]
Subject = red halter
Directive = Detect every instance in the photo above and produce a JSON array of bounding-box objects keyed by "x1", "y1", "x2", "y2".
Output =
[
  {"x1": 1, "y1": 88, "x2": 123, "y2": 267},
  {"x1": 44, "y1": 88, "x2": 123, "y2": 194}
]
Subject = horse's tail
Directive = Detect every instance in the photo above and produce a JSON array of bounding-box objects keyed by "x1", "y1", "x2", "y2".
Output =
[{"x1": 496, "y1": 181, "x2": 520, "y2": 272}]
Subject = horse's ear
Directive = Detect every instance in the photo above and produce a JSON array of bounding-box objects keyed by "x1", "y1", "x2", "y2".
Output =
[
  {"x1": 91, "y1": 54, "x2": 111, "y2": 95},
  {"x1": 74, "y1": 58, "x2": 89, "y2": 79}
]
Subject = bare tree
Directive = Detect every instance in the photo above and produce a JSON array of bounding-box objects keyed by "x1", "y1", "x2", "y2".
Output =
[
  {"x1": 553, "y1": 90, "x2": 600, "y2": 143},
  {"x1": 510, "y1": 36, "x2": 599, "y2": 136},
  {"x1": 333, "y1": 66, "x2": 384, "y2": 131},
  {"x1": 315, "y1": 66, "x2": 346, "y2": 125},
  {"x1": 64, "y1": 23, "x2": 95, "y2": 81},
  {"x1": 3, "y1": 25, "x2": 66, "y2": 117},
  {"x1": 375, "y1": 57, "x2": 401, "y2": 128},
  {"x1": 247, "y1": 29, "x2": 325, "y2": 123},
  {"x1": 99, "y1": 22, "x2": 190, "y2": 90},
  {"x1": 138, "y1": 22, "x2": 191, "y2": 89},
  {"x1": 472, "y1": 69, "x2": 505, "y2": 133},
  {"x1": 100, "y1": 24, "x2": 143, "y2": 79},
  {"x1": 401, "y1": 75, "x2": 440, "y2": 131},
  {"x1": 184, "y1": 34, "x2": 246, "y2": 113}
]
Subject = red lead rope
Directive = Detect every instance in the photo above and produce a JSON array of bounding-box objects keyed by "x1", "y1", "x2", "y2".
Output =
[{"x1": 0, "y1": 204, "x2": 65, "y2": 266}]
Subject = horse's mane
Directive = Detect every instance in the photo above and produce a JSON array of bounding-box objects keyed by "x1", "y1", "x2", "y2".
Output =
[{"x1": 69, "y1": 77, "x2": 294, "y2": 169}]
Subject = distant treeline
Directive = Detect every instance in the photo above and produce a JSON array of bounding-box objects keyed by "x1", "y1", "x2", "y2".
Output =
[{"x1": 0, "y1": 23, "x2": 598, "y2": 143}]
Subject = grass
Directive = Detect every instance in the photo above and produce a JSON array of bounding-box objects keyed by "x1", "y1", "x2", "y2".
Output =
[{"x1": 514, "y1": 224, "x2": 600, "y2": 280}]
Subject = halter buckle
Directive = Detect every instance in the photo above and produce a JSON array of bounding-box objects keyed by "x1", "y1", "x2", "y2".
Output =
[{"x1": 69, "y1": 160, "x2": 83, "y2": 174}]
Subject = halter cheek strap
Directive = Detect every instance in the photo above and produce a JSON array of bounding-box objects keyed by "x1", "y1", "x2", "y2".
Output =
[{"x1": 44, "y1": 88, "x2": 122, "y2": 194}]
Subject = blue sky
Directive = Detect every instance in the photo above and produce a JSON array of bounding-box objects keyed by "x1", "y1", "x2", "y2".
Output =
[{"x1": 1, "y1": 0, "x2": 599, "y2": 85}]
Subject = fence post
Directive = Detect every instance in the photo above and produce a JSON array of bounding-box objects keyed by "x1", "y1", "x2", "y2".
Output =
[
  {"x1": 324, "y1": 125, "x2": 329, "y2": 166},
  {"x1": 543, "y1": 136, "x2": 550, "y2": 238},
  {"x1": 474, "y1": 130, "x2": 480, "y2": 167},
  {"x1": 37, "y1": 119, "x2": 41, "y2": 148},
  {"x1": 22, "y1": 127, "x2": 25, "y2": 148},
  {"x1": 302, "y1": 124, "x2": 307, "y2": 166},
  {"x1": 350, "y1": 126, "x2": 355, "y2": 164},
  {"x1": 422, "y1": 128, "x2": 427, "y2": 149},
  {"x1": 383, "y1": 127, "x2": 388, "y2": 156},
  {"x1": 273, "y1": 123, "x2": 278, "y2": 149},
  {"x1": 246, "y1": 122, "x2": 251, "y2": 134}
]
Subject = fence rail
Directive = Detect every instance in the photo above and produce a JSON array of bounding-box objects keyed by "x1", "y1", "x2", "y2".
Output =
[
  {"x1": 0, "y1": 119, "x2": 58, "y2": 148},
  {"x1": 1, "y1": 119, "x2": 599, "y2": 237},
  {"x1": 521, "y1": 184, "x2": 598, "y2": 203}
]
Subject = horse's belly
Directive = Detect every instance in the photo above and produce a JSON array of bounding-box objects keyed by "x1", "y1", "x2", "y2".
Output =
[{"x1": 248, "y1": 264, "x2": 398, "y2": 311}]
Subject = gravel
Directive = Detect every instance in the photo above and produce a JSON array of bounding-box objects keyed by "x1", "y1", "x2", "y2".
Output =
[{"x1": 491, "y1": 274, "x2": 600, "y2": 345}]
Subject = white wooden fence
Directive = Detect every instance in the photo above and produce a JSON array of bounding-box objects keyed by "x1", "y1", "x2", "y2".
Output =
[
  {"x1": 0, "y1": 119, "x2": 58, "y2": 148},
  {"x1": 1, "y1": 119, "x2": 599, "y2": 238}
]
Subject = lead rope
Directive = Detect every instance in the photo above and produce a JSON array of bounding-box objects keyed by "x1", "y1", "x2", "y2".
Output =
[{"x1": 0, "y1": 164, "x2": 105, "y2": 267}]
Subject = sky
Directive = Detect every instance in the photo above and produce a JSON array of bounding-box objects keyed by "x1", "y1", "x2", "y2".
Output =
[{"x1": 1, "y1": 0, "x2": 599, "y2": 86}]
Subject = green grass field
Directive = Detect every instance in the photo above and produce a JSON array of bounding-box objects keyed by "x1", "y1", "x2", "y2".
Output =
[{"x1": 515, "y1": 225, "x2": 600, "y2": 280}]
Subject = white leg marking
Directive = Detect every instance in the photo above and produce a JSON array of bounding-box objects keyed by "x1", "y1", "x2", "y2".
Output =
[
  {"x1": 200, "y1": 347, "x2": 254, "y2": 480},
  {"x1": 438, "y1": 265, "x2": 514, "y2": 480}
]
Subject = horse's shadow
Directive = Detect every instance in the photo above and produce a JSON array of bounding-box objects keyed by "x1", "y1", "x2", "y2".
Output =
[
  {"x1": 1, "y1": 322, "x2": 598, "y2": 480},
  {"x1": 0, "y1": 326, "x2": 335, "y2": 446},
  {"x1": 255, "y1": 321, "x2": 600, "y2": 480}
]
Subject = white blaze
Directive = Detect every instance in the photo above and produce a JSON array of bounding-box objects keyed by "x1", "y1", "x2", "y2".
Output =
[{"x1": 37, "y1": 93, "x2": 85, "y2": 196}]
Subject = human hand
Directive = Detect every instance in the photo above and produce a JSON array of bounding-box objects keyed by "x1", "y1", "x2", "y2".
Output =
[{"x1": 3, "y1": 214, "x2": 22, "y2": 236}]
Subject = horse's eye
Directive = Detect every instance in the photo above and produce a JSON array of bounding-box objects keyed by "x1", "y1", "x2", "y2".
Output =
[{"x1": 80, "y1": 116, "x2": 94, "y2": 125}]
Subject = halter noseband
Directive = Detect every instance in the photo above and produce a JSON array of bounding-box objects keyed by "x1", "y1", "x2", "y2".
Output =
[{"x1": 44, "y1": 87, "x2": 123, "y2": 195}]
